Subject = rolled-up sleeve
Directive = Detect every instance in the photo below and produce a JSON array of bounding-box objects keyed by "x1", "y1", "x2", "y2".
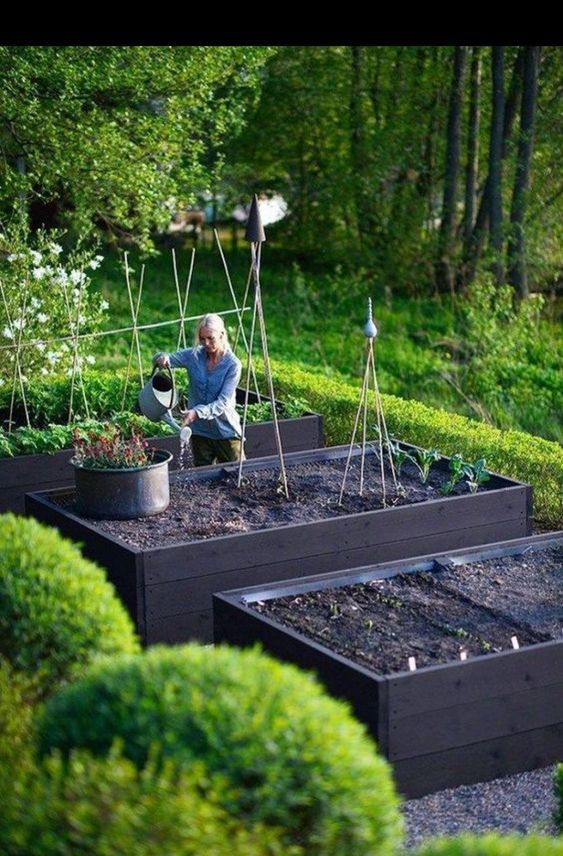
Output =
[
  {"x1": 193, "y1": 360, "x2": 241, "y2": 420},
  {"x1": 152, "y1": 349, "x2": 192, "y2": 370}
]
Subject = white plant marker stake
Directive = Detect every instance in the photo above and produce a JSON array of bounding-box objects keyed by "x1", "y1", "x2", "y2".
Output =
[
  {"x1": 408, "y1": 656, "x2": 417, "y2": 671},
  {"x1": 511, "y1": 635, "x2": 520, "y2": 649}
]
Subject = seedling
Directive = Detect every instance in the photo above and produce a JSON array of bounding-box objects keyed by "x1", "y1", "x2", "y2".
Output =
[
  {"x1": 440, "y1": 453, "x2": 473, "y2": 496},
  {"x1": 386, "y1": 438, "x2": 412, "y2": 478},
  {"x1": 465, "y1": 458, "x2": 491, "y2": 494},
  {"x1": 412, "y1": 448, "x2": 441, "y2": 484}
]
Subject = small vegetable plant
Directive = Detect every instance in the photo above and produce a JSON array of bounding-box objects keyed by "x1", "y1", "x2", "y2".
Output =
[
  {"x1": 440, "y1": 453, "x2": 473, "y2": 496},
  {"x1": 465, "y1": 458, "x2": 491, "y2": 493},
  {"x1": 411, "y1": 448, "x2": 441, "y2": 484}
]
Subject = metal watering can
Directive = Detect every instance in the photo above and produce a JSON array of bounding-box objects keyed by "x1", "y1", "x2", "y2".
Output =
[{"x1": 138, "y1": 365, "x2": 179, "y2": 422}]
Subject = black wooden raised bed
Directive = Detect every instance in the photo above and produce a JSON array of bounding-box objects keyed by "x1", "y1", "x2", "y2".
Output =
[
  {"x1": 2, "y1": 389, "x2": 323, "y2": 514},
  {"x1": 213, "y1": 532, "x2": 563, "y2": 798},
  {"x1": 25, "y1": 444, "x2": 532, "y2": 647}
]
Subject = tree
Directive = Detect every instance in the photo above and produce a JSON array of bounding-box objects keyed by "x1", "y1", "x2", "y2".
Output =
[
  {"x1": 435, "y1": 46, "x2": 467, "y2": 293},
  {"x1": 507, "y1": 46, "x2": 541, "y2": 299},
  {"x1": 0, "y1": 46, "x2": 274, "y2": 249}
]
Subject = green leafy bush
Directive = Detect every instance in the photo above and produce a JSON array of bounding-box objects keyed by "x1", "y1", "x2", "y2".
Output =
[
  {"x1": 555, "y1": 763, "x2": 563, "y2": 831},
  {"x1": 0, "y1": 659, "x2": 36, "y2": 776},
  {"x1": 0, "y1": 223, "x2": 108, "y2": 387},
  {"x1": 264, "y1": 359, "x2": 563, "y2": 529},
  {"x1": 37, "y1": 643, "x2": 403, "y2": 856},
  {"x1": 1, "y1": 745, "x2": 295, "y2": 856},
  {"x1": 413, "y1": 833, "x2": 563, "y2": 856},
  {"x1": 0, "y1": 513, "x2": 139, "y2": 696}
]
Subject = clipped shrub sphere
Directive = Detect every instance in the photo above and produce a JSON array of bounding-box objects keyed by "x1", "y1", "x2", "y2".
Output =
[
  {"x1": 413, "y1": 833, "x2": 563, "y2": 856},
  {"x1": 0, "y1": 746, "x2": 292, "y2": 856},
  {"x1": 0, "y1": 513, "x2": 139, "y2": 694},
  {"x1": 38, "y1": 643, "x2": 403, "y2": 856}
]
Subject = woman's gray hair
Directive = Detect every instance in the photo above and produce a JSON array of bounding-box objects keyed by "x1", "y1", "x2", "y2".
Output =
[{"x1": 193, "y1": 313, "x2": 231, "y2": 351}]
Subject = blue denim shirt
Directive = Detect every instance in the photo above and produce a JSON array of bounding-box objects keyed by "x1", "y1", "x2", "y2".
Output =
[{"x1": 156, "y1": 346, "x2": 242, "y2": 440}]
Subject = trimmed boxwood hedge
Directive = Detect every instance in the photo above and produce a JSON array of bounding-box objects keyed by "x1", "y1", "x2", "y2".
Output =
[
  {"x1": 0, "y1": 747, "x2": 295, "y2": 856},
  {"x1": 37, "y1": 643, "x2": 404, "y2": 856},
  {"x1": 412, "y1": 834, "x2": 563, "y2": 856},
  {"x1": 265, "y1": 359, "x2": 563, "y2": 529},
  {"x1": 0, "y1": 514, "x2": 139, "y2": 696},
  {"x1": 555, "y1": 763, "x2": 563, "y2": 831}
]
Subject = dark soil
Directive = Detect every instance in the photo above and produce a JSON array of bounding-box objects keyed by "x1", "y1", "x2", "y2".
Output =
[
  {"x1": 58, "y1": 453, "x2": 473, "y2": 548},
  {"x1": 251, "y1": 545, "x2": 563, "y2": 675}
]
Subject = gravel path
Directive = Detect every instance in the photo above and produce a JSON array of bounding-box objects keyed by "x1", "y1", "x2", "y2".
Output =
[{"x1": 402, "y1": 765, "x2": 558, "y2": 851}]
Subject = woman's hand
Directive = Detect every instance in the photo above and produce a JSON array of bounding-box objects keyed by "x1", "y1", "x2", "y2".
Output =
[
  {"x1": 154, "y1": 354, "x2": 171, "y2": 368},
  {"x1": 181, "y1": 409, "x2": 198, "y2": 426}
]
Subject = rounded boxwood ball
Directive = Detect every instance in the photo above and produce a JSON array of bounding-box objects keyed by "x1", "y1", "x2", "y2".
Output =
[
  {"x1": 413, "y1": 834, "x2": 563, "y2": 856},
  {"x1": 0, "y1": 513, "x2": 139, "y2": 694},
  {"x1": 38, "y1": 643, "x2": 403, "y2": 856}
]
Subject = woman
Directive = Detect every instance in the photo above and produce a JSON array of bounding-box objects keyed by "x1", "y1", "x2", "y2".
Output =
[{"x1": 153, "y1": 313, "x2": 243, "y2": 466}]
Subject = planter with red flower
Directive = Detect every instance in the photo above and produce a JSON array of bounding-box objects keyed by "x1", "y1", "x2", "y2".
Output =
[{"x1": 71, "y1": 424, "x2": 173, "y2": 519}]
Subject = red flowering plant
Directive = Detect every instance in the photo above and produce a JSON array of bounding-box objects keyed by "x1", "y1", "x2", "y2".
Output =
[{"x1": 71, "y1": 423, "x2": 152, "y2": 470}]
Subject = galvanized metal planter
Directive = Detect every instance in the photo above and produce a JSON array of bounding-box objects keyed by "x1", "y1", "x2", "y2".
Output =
[{"x1": 72, "y1": 449, "x2": 173, "y2": 519}]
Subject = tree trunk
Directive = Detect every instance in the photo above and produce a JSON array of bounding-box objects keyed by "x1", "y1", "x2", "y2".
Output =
[
  {"x1": 507, "y1": 46, "x2": 540, "y2": 300},
  {"x1": 435, "y1": 46, "x2": 467, "y2": 294},
  {"x1": 489, "y1": 46, "x2": 505, "y2": 285},
  {"x1": 463, "y1": 48, "x2": 524, "y2": 285},
  {"x1": 463, "y1": 48, "x2": 482, "y2": 248}
]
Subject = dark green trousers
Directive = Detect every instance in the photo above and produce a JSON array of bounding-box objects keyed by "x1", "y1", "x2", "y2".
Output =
[{"x1": 191, "y1": 435, "x2": 244, "y2": 467}]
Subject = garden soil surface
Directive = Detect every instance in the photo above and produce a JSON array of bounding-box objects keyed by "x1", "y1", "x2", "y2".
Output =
[
  {"x1": 251, "y1": 545, "x2": 562, "y2": 674},
  {"x1": 59, "y1": 454, "x2": 478, "y2": 547}
]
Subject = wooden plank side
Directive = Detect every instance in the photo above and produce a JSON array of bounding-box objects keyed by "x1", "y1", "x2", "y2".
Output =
[
  {"x1": 389, "y1": 679, "x2": 563, "y2": 760},
  {"x1": 388, "y1": 640, "x2": 563, "y2": 717},
  {"x1": 143, "y1": 519, "x2": 525, "y2": 623},
  {"x1": 213, "y1": 597, "x2": 381, "y2": 738},
  {"x1": 392, "y1": 723, "x2": 563, "y2": 799},
  {"x1": 144, "y1": 488, "x2": 528, "y2": 584},
  {"x1": 144, "y1": 519, "x2": 529, "y2": 618}
]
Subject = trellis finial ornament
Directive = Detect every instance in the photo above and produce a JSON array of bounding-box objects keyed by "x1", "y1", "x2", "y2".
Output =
[{"x1": 364, "y1": 297, "x2": 378, "y2": 339}]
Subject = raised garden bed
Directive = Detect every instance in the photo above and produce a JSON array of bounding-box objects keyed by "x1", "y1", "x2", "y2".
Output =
[
  {"x1": 25, "y1": 443, "x2": 532, "y2": 646},
  {"x1": 213, "y1": 532, "x2": 563, "y2": 799},
  {"x1": 1, "y1": 389, "x2": 323, "y2": 514}
]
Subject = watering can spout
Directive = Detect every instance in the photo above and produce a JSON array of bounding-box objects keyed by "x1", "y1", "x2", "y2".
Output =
[{"x1": 138, "y1": 365, "x2": 179, "y2": 422}]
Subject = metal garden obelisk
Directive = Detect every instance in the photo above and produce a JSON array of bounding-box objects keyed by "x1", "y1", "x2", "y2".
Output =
[
  {"x1": 237, "y1": 194, "x2": 289, "y2": 497},
  {"x1": 338, "y1": 297, "x2": 398, "y2": 506}
]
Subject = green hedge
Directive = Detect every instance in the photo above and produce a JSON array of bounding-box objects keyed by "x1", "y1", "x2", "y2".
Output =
[
  {"x1": 412, "y1": 833, "x2": 563, "y2": 856},
  {"x1": 0, "y1": 514, "x2": 139, "y2": 696},
  {"x1": 0, "y1": 746, "x2": 295, "y2": 856},
  {"x1": 37, "y1": 643, "x2": 403, "y2": 856},
  {"x1": 555, "y1": 763, "x2": 563, "y2": 831},
  {"x1": 266, "y1": 359, "x2": 563, "y2": 529}
]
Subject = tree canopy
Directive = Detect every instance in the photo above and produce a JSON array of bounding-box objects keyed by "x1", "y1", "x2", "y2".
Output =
[{"x1": 0, "y1": 46, "x2": 275, "y2": 249}]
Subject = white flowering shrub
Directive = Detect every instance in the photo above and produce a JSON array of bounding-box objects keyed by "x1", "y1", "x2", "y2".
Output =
[{"x1": 0, "y1": 223, "x2": 109, "y2": 391}]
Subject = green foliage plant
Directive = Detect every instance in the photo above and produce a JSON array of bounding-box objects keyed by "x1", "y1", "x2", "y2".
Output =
[
  {"x1": 0, "y1": 222, "x2": 108, "y2": 388},
  {"x1": 71, "y1": 423, "x2": 151, "y2": 469},
  {"x1": 0, "y1": 745, "x2": 296, "y2": 856},
  {"x1": 263, "y1": 358, "x2": 563, "y2": 528},
  {"x1": 464, "y1": 458, "x2": 491, "y2": 494},
  {"x1": 37, "y1": 643, "x2": 404, "y2": 856},
  {"x1": 555, "y1": 763, "x2": 563, "y2": 831},
  {"x1": 440, "y1": 453, "x2": 473, "y2": 496},
  {"x1": 412, "y1": 447, "x2": 441, "y2": 483},
  {"x1": 412, "y1": 832, "x2": 563, "y2": 856},
  {"x1": 0, "y1": 513, "x2": 139, "y2": 697}
]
